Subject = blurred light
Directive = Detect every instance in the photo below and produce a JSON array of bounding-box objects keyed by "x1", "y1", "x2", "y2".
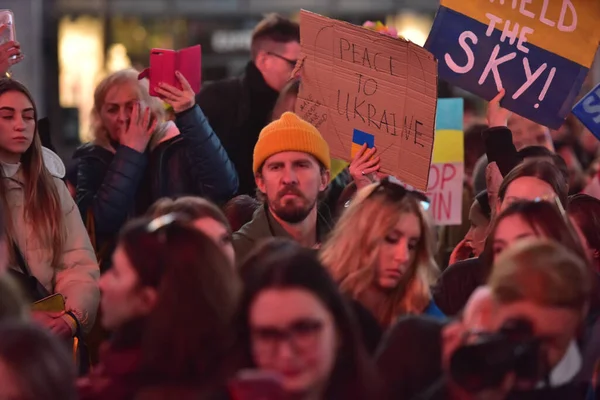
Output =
[
  {"x1": 133, "y1": 26, "x2": 147, "y2": 42},
  {"x1": 58, "y1": 16, "x2": 104, "y2": 142},
  {"x1": 386, "y1": 12, "x2": 433, "y2": 47},
  {"x1": 211, "y1": 30, "x2": 252, "y2": 53}
]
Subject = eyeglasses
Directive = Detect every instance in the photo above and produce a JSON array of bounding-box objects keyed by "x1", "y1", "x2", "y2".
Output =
[
  {"x1": 267, "y1": 52, "x2": 297, "y2": 68},
  {"x1": 368, "y1": 177, "x2": 431, "y2": 211},
  {"x1": 251, "y1": 318, "x2": 324, "y2": 358}
]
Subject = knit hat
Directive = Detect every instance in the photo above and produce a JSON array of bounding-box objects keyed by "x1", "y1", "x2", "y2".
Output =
[{"x1": 253, "y1": 112, "x2": 331, "y2": 173}]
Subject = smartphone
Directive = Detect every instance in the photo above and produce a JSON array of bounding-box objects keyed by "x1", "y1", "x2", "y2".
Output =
[
  {"x1": 32, "y1": 293, "x2": 65, "y2": 313},
  {"x1": 228, "y1": 370, "x2": 287, "y2": 400},
  {"x1": 0, "y1": 10, "x2": 16, "y2": 45}
]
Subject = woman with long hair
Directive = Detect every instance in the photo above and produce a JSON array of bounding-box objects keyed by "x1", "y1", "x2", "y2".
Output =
[
  {"x1": 75, "y1": 69, "x2": 238, "y2": 269},
  {"x1": 234, "y1": 242, "x2": 380, "y2": 400},
  {"x1": 79, "y1": 215, "x2": 241, "y2": 399},
  {"x1": 0, "y1": 78, "x2": 99, "y2": 337},
  {"x1": 435, "y1": 159, "x2": 570, "y2": 316},
  {"x1": 321, "y1": 178, "x2": 442, "y2": 328},
  {"x1": 436, "y1": 200, "x2": 586, "y2": 317}
]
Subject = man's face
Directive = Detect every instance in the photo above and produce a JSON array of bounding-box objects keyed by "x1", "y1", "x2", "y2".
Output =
[
  {"x1": 260, "y1": 41, "x2": 301, "y2": 92},
  {"x1": 256, "y1": 151, "x2": 329, "y2": 224},
  {"x1": 509, "y1": 115, "x2": 554, "y2": 151}
]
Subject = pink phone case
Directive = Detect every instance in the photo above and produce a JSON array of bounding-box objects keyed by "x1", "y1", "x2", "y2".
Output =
[{"x1": 138, "y1": 45, "x2": 201, "y2": 97}]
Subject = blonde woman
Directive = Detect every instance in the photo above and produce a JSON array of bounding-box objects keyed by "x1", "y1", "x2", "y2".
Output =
[
  {"x1": 0, "y1": 78, "x2": 99, "y2": 337},
  {"x1": 321, "y1": 177, "x2": 443, "y2": 328},
  {"x1": 74, "y1": 69, "x2": 238, "y2": 269}
]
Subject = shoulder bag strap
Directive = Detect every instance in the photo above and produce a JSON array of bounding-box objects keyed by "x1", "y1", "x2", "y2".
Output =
[{"x1": 12, "y1": 241, "x2": 31, "y2": 276}]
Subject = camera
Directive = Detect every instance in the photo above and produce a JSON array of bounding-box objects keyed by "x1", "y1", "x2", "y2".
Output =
[{"x1": 449, "y1": 318, "x2": 545, "y2": 393}]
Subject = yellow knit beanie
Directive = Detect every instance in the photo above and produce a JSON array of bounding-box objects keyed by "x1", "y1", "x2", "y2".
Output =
[{"x1": 253, "y1": 112, "x2": 331, "y2": 173}]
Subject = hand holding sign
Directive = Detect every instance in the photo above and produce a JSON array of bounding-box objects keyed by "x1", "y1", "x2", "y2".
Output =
[
  {"x1": 349, "y1": 144, "x2": 381, "y2": 190},
  {"x1": 486, "y1": 89, "x2": 512, "y2": 128}
]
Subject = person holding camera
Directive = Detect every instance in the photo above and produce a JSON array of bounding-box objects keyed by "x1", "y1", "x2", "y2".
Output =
[{"x1": 377, "y1": 239, "x2": 591, "y2": 400}]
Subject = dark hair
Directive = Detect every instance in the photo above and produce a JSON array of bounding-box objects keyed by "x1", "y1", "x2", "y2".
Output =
[
  {"x1": 118, "y1": 217, "x2": 240, "y2": 387},
  {"x1": 481, "y1": 200, "x2": 587, "y2": 271},
  {"x1": 518, "y1": 146, "x2": 569, "y2": 183},
  {"x1": 235, "y1": 240, "x2": 380, "y2": 398},
  {"x1": 223, "y1": 195, "x2": 261, "y2": 233},
  {"x1": 0, "y1": 321, "x2": 77, "y2": 400},
  {"x1": 147, "y1": 196, "x2": 231, "y2": 233},
  {"x1": 251, "y1": 14, "x2": 300, "y2": 59},
  {"x1": 464, "y1": 124, "x2": 487, "y2": 177},
  {"x1": 474, "y1": 190, "x2": 491, "y2": 220},
  {"x1": 568, "y1": 194, "x2": 600, "y2": 269},
  {"x1": 497, "y1": 159, "x2": 569, "y2": 207}
]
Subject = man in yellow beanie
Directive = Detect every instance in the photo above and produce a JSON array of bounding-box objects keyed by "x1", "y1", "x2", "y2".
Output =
[{"x1": 232, "y1": 112, "x2": 331, "y2": 261}]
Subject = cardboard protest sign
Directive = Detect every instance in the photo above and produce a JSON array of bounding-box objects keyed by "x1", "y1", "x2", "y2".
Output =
[
  {"x1": 572, "y1": 83, "x2": 600, "y2": 140},
  {"x1": 425, "y1": 0, "x2": 600, "y2": 130},
  {"x1": 427, "y1": 98, "x2": 464, "y2": 226},
  {"x1": 295, "y1": 10, "x2": 438, "y2": 191}
]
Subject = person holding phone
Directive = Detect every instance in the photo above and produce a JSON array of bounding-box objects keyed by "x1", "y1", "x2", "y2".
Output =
[
  {"x1": 74, "y1": 69, "x2": 238, "y2": 270},
  {"x1": 0, "y1": 22, "x2": 23, "y2": 76},
  {"x1": 0, "y1": 77, "x2": 99, "y2": 338}
]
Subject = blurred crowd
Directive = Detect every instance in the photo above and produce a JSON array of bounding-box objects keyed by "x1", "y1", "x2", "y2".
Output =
[{"x1": 0, "y1": 13, "x2": 600, "y2": 400}]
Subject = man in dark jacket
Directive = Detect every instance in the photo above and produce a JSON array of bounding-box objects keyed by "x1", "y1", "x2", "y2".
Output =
[
  {"x1": 196, "y1": 14, "x2": 300, "y2": 196},
  {"x1": 233, "y1": 112, "x2": 332, "y2": 263}
]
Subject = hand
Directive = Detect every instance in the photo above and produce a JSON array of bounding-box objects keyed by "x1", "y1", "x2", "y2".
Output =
[
  {"x1": 449, "y1": 238, "x2": 473, "y2": 265},
  {"x1": 155, "y1": 71, "x2": 195, "y2": 114},
  {"x1": 486, "y1": 89, "x2": 512, "y2": 128},
  {"x1": 31, "y1": 311, "x2": 73, "y2": 339},
  {"x1": 0, "y1": 26, "x2": 23, "y2": 76},
  {"x1": 120, "y1": 102, "x2": 157, "y2": 153},
  {"x1": 349, "y1": 144, "x2": 381, "y2": 190}
]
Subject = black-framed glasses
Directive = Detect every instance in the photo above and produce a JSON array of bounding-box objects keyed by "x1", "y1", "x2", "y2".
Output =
[
  {"x1": 369, "y1": 177, "x2": 431, "y2": 211},
  {"x1": 251, "y1": 318, "x2": 324, "y2": 357},
  {"x1": 267, "y1": 51, "x2": 297, "y2": 68}
]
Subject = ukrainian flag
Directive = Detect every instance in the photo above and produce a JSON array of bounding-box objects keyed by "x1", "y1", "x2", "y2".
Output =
[
  {"x1": 350, "y1": 129, "x2": 375, "y2": 159},
  {"x1": 433, "y1": 99, "x2": 464, "y2": 164}
]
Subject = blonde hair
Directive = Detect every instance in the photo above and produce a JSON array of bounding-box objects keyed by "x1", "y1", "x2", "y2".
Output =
[
  {"x1": 0, "y1": 78, "x2": 65, "y2": 268},
  {"x1": 91, "y1": 69, "x2": 168, "y2": 150},
  {"x1": 489, "y1": 238, "x2": 591, "y2": 312},
  {"x1": 320, "y1": 183, "x2": 439, "y2": 326}
]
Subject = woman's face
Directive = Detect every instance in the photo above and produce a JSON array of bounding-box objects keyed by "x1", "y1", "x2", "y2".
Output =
[
  {"x1": 249, "y1": 288, "x2": 338, "y2": 397},
  {"x1": 0, "y1": 91, "x2": 35, "y2": 163},
  {"x1": 464, "y1": 202, "x2": 490, "y2": 257},
  {"x1": 500, "y1": 177, "x2": 557, "y2": 212},
  {"x1": 99, "y1": 246, "x2": 155, "y2": 330},
  {"x1": 376, "y1": 212, "x2": 421, "y2": 290},
  {"x1": 192, "y1": 217, "x2": 235, "y2": 266},
  {"x1": 99, "y1": 82, "x2": 139, "y2": 143},
  {"x1": 492, "y1": 215, "x2": 539, "y2": 260}
]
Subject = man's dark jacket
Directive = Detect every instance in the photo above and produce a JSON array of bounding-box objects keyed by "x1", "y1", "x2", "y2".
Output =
[{"x1": 195, "y1": 62, "x2": 279, "y2": 196}]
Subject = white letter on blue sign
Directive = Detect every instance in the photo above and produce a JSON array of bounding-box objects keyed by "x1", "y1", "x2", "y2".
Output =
[
  {"x1": 583, "y1": 90, "x2": 600, "y2": 123},
  {"x1": 445, "y1": 31, "x2": 478, "y2": 74},
  {"x1": 478, "y1": 45, "x2": 517, "y2": 91}
]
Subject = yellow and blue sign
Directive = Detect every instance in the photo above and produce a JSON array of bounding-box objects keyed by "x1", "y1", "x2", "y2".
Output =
[
  {"x1": 350, "y1": 129, "x2": 375, "y2": 159},
  {"x1": 425, "y1": 0, "x2": 600, "y2": 129},
  {"x1": 573, "y1": 83, "x2": 600, "y2": 141}
]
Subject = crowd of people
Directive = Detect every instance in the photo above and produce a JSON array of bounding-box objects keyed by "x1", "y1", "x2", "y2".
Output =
[{"x1": 1, "y1": 13, "x2": 600, "y2": 400}]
